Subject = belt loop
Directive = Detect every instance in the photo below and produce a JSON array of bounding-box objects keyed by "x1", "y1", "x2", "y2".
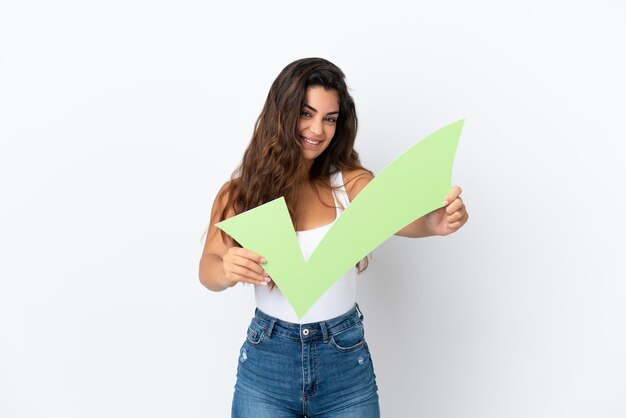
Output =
[
  {"x1": 355, "y1": 303, "x2": 364, "y2": 320},
  {"x1": 266, "y1": 317, "x2": 276, "y2": 338},
  {"x1": 320, "y1": 321, "x2": 329, "y2": 342}
]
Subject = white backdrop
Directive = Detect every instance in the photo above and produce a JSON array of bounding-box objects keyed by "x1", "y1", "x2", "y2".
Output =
[{"x1": 1, "y1": 0, "x2": 625, "y2": 417}]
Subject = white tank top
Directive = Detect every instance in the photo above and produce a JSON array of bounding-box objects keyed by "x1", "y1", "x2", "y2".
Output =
[{"x1": 254, "y1": 170, "x2": 356, "y2": 323}]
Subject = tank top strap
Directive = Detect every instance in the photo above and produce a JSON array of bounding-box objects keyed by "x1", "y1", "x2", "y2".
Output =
[{"x1": 330, "y1": 168, "x2": 351, "y2": 211}]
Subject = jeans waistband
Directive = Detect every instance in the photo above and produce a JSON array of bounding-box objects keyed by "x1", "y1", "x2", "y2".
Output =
[{"x1": 253, "y1": 303, "x2": 364, "y2": 343}]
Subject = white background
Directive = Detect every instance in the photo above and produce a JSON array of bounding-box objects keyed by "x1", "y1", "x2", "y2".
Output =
[{"x1": 1, "y1": 0, "x2": 625, "y2": 417}]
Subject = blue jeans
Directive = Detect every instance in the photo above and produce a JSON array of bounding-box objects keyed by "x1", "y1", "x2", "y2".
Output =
[{"x1": 232, "y1": 304, "x2": 380, "y2": 417}]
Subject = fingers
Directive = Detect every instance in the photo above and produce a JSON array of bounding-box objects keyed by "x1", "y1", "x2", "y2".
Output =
[
  {"x1": 229, "y1": 264, "x2": 270, "y2": 286},
  {"x1": 223, "y1": 247, "x2": 270, "y2": 286},
  {"x1": 446, "y1": 210, "x2": 469, "y2": 231},
  {"x1": 236, "y1": 247, "x2": 267, "y2": 266},
  {"x1": 446, "y1": 204, "x2": 469, "y2": 231},
  {"x1": 443, "y1": 186, "x2": 462, "y2": 206},
  {"x1": 445, "y1": 196, "x2": 464, "y2": 216},
  {"x1": 443, "y1": 186, "x2": 468, "y2": 231},
  {"x1": 447, "y1": 209, "x2": 468, "y2": 226}
]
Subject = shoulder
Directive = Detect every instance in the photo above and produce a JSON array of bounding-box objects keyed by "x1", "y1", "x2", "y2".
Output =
[
  {"x1": 211, "y1": 180, "x2": 236, "y2": 220},
  {"x1": 202, "y1": 179, "x2": 238, "y2": 256},
  {"x1": 214, "y1": 180, "x2": 231, "y2": 205},
  {"x1": 340, "y1": 168, "x2": 374, "y2": 202}
]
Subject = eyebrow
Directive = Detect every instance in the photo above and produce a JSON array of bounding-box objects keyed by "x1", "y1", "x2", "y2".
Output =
[{"x1": 303, "y1": 104, "x2": 339, "y2": 116}]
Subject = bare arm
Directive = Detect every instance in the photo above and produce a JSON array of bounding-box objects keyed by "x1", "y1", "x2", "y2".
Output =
[{"x1": 198, "y1": 182, "x2": 270, "y2": 292}]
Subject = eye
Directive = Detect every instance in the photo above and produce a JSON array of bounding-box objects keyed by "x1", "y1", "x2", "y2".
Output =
[
  {"x1": 301, "y1": 110, "x2": 312, "y2": 118},
  {"x1": 325, "y1": 116, "x2": 337, "y2": 123}
]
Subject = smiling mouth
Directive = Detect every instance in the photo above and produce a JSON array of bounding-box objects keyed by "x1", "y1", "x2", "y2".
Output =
[{"x1": 302, "y1": 137, "x2": 322, "y2": 146}]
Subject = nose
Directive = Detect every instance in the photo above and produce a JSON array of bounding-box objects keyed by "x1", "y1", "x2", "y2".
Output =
[{"x1": 309, "y1": 118, "x2": 323, "y2": 137}]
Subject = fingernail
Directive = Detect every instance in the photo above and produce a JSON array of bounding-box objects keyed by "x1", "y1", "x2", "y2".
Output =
[
  {"x1": 443, "y1": 200, "x2": 449, "y2": 206},
  {"x1": 263, "y1": 271, "x2": 268, "y2": 277},
  {"x1": 260, "y1": 258, "x2": 267, "y2": 264}
]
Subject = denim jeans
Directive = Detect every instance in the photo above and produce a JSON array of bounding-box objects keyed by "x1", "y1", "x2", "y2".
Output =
[{"x1": 231, "y1": 303, "x2": 380, "y2": 417}]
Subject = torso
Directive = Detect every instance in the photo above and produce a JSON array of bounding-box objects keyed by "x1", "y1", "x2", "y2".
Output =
[{"x1": 255, "y1": 168, "x2": 357, "y2": 323}]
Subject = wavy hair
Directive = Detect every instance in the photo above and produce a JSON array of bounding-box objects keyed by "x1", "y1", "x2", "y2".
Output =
[{"x1": 217, "y1": 57, "x2": 372, "y2": 278}]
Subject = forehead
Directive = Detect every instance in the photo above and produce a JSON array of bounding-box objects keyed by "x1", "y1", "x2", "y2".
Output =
[{"x1": 305, "y1": 86, "x2": 339, "y2": 109}]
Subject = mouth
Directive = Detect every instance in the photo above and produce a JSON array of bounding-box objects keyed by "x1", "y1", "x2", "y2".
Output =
[{"x1": 302, "y1": 137, "x2": 323, "y2": 149}]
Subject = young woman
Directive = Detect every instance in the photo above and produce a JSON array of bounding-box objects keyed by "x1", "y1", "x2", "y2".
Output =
[{"x1": 199, "y1": 57, "x2": 468, "y2": 417}]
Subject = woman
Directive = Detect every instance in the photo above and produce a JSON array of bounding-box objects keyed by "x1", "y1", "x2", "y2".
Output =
[{"x1": 199, "y1": 57, "x2": 468, "y2": 417}]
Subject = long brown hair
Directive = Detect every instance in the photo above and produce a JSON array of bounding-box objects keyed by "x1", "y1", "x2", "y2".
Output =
[{"x1": 218, "y1": 57, "x2": 372, "y2": 275}]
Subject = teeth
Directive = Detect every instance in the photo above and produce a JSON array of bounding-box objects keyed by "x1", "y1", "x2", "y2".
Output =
[{"x1": 304, "y1": 138, "x2": 321, "y2": 145}]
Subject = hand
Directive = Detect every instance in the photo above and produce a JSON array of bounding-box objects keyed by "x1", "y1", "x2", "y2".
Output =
[
  {"x1": 424, "y1": 186, "x2": 469, "y2": 236},
  {"x1": 222, "y1": 247, "x2": 271, "y2": 287}
]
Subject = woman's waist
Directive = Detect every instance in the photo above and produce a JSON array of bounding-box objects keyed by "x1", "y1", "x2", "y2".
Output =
[
  {"x1": 252, "y1": 303, "x2": 364, "y2": 342},
  {"x1": 254, "y1": 272, "x2": 357, "y2": 323}
]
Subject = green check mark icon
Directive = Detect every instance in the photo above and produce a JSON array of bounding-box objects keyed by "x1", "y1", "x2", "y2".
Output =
[{"x1": 216, "y1": 119, "x2": 464, "y2": 318}]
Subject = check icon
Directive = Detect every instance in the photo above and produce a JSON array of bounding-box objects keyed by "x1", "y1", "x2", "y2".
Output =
[{"x1": 216, "y1": 119, "x2": 464, "y2": 318}]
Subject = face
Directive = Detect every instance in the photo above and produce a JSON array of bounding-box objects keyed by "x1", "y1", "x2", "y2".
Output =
[{"x1": 298, "y1": 86, "x2": 340, "y2": 163}]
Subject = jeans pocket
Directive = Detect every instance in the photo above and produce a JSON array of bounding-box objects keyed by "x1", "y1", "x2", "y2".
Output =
[
  {"x1": 245, "y1": 319, "x2": 267, "y2": 345},
  {"x1": 329, "y1": 321, "x2": 366, "y2": 352}
]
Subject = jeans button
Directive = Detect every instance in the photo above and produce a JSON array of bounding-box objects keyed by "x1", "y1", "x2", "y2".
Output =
[{"x1": 302, "y1": 328, "x2": 309, "y2": 336}]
